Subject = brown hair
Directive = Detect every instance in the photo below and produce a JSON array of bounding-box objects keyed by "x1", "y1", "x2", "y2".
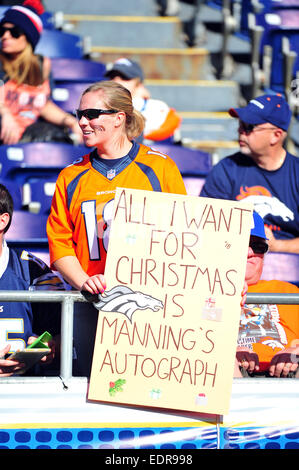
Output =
[
  {"x1": 0, "y1": 183, "x2": 13, "y2": 233},
  {"x1": 0, "y1": 42, "x2": 43, "y2": 86},
  {"x1": 82, "y1": 81, "x2": 145, "y2": 140}
]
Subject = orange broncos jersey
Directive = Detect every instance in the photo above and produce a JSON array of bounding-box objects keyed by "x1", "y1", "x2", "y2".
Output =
[{"x1": 47, "y1": 141, "x2": 186, "y2": 276}]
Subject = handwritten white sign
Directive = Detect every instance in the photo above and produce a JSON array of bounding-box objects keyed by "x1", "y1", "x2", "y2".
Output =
[{"x1": 89, "y1": 188, "x2": 252, "y2": 415}]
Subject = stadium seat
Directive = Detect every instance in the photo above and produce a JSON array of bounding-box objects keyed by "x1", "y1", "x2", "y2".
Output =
[
  {"x1": 248, "y1": 6, "x2": 299, "y2": 96},
  {"x1": 150, "y1": 143, "x2": 212, "y2": 177},
  {"x1": 51, "y1": 58, "x2": 105, "y2": 84},
  {"x1": 6, "y1": 210, "x2": 49, "y2": 265},
  {"x1": 0, "y1": 178, "x2": 23, "y2": 211},
  {"x1": 35, "y1": 29, "x2": 84, "y2": 59},
  {"x1": 270, "y1": 0, "x2": 299, "y2": 9},
  {"x1": 261, "y1": 252, "x2": 299, "y2": 286},
  {"x1": 1, "y1": 200, "x2": 51, "y2": 264},
  {"x1": 52, "y1": 82, "x2": 90, "y2": 113},
  {"x1": 6, "y1": 210, "x2": 48, "y2": 244},
  {"x1": 23, "y1": 176, "x2": 57, "y2": 215},
  {"x1": 41, "y1": 11, "x2": 56, "y2": 30},
  {"x1": 0, "y1": 142, "x2": 88, "y2": 183},
  {"x1": 183, "y1": 176, "x2": 206, "y2": 196},
  {"x1": 263, "y1": 15, "x2": 299, "y2": 93}
]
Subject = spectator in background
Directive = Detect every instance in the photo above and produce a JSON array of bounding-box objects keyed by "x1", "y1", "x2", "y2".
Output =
[
  {"x1": 235, "y1": 211, "x2": 299, "y2": 378},
  {"x1": 200, "y1": 94, "x2": 299, "y2": 254},
  {"x1": 105, "y1": 57, "x2": 181, "y2": 143},
  {"x1": 0, "y1": 0, "x2": 82, "y2": 145},
  {"x1": 0, "y1": 183, "x2": 64, "y2": 376}
]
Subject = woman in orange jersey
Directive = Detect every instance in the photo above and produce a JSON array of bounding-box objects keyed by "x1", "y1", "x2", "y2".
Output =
[
  {"x1": 0, "y1": 1, "x2": 82, "y2": 144},
  {"x1": 47, "y1": 81, "x2": 187, "y2": 296}
]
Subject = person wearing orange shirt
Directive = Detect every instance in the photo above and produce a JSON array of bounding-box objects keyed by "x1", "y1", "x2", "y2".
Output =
[
  {"x1": 0, "y1": 1, "x2": 82, "y2": 144},
  {"x1": 47, "y1": 81, "x2": 186, "y2": 375},
  {"x1": 47, "y1": 80, "x2": 186, "y2": 293},
  {"x1": 235, "y1": 211, "x2": 299, "y2": 378}
]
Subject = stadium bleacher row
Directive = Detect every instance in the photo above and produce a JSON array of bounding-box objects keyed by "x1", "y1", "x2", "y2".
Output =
[{"x1": 1, "y1": 0, "x2": 299, "y2": 285}]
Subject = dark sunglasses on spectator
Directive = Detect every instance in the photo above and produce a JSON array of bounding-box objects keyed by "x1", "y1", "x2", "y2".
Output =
[
  {"x1": 239, "y1": 121, "x2": 277, "y2": 134},
  {"x1": 0, "y1": 24, "x2": 24, "y2": 39},
  {"x1": 76, "y1": 108, "x2": 118, "y2": 120},
  {"x1": 239, "y1": 122, "x2": 256, "y2": 134},
  {"x1": 249, "y1": 240, "x2": 269, "y2": 254}
]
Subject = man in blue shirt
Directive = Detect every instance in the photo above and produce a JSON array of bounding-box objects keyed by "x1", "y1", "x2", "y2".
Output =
[
  {"x1": 0, "y1": 183, "x2": 64, "y2": 376},
  {"x1": 200, "y1": 94, "x2": 299, "y2": 254}
]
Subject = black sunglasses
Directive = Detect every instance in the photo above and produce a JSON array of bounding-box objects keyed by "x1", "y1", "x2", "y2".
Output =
[
  {"x1": 249, "y1": 240, "x2": 269, "y2": 254},
  {"x1": 76, "y1": 108, "x2": 118, "y2": 120},
  {"x1": 0, "y1": 24, "x2": 24, "y2": 39},
  {"x1": 239, "y1": 122, "x2": 257, "y2": 134},
  {"x1": 239, "y1": 121, "x2": 277, "y2": 135}
]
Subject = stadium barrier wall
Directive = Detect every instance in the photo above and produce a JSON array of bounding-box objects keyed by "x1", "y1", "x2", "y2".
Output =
[{"x1": 0, "y1": 291, "x2": 299, "y2": 450}]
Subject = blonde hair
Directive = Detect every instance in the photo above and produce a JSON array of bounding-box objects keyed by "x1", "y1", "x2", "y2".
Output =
[
  {"x1": 82, "y1": 81, "x2": 145, "y2": 140},
  {"x1": 0, "y1": 42, "x2": 43, "y2": 86}
]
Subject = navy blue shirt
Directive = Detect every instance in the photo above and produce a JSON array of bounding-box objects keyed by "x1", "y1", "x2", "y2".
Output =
[{"x1": 200, "y1": 151, "x2": 299, "y2": 240}]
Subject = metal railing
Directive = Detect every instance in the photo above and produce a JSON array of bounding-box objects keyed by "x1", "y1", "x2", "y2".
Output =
[
  {"x1": 0, "y1": 290, "x2": 87, "y2": 382},
  {"x1": 1, "y1": 290, "x2": 299, "y2": 384}
]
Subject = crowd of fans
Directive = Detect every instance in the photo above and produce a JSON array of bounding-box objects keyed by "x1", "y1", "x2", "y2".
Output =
[{"x1": 0, "y1": 0, "x2": 298, "y2": 380}]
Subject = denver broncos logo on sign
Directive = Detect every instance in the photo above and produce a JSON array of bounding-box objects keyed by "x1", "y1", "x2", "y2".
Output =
[{"x1": 93, "y1": 285, "x2": 164, "y2": 322}]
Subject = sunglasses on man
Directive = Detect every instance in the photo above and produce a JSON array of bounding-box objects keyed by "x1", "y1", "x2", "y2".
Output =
[
  {"x1": 239, "y1": 121, "x2": 276, "y2": 134},
  {"x1": 0, "y1": 24, "x2": 24, "y2": 39},
  {"x1": 249, "y1": 240, "x2": 269, "y2": 254},
  {"x1": 76, "y1": 109, "x2": 118, "y2": 120}
]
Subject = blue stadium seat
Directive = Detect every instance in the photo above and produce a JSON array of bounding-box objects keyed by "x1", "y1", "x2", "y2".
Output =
[
  {"x1": 51, "y1": 58, "x2": 105, "y2": 84},
  {"x1": 206, "y1": 0, "x2": 223, "y2": 9},
  {"x1": 261, "y1": 252, "x2": 299, "y2": 286},
  {"x1": 35, "y1": 29, "x2": 84, "y2": 59},
  {"x1": 0, "y1": 142, "x2": 88, "y2": 184},
  {"x1": 6, "y1": 208, "x2": 50, "y2": 264},
  {"x1": 52, "y1": 82, "x2": 90, "y2": 113},
  {"x1": 0, "y1": 178, "x2": 23, "y2": 210},
  {"x1": 6, "y1": 210, "x2": 48, "y2": 245},
  {"x1": 148, "y1": 144, "x2": 211, "y2": 197},
  {"x1": 150, "y1": 143, "x2": 212, "y2": 177},
  {"x1": 239, "y1": 1, "x2": 299, "y2": 39},
  {"x1": 23, "y1": 176, "x2": 57, "y2": 215},
  {"x1": 260, "y1": 8, "x2": 299, "y2": 93},
  {"x1": 41, "y1": 11, "x2": 56, "y2": 30},
  {"x1": 183, "y1": 176, "x2": 206, "y2": 196},
  {"x1": 270, "y1": 0, "x2": 299, "y2": 9},
  {"x1": 6, "y1": 209, "x2": 49, "y2": 272}
]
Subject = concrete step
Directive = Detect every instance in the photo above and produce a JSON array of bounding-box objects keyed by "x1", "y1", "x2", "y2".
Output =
[
  {"x1": 51, "y1": 80, "x2": 239, "y2": 114},
  {"x1": 178, "y1": 112, "x2": 238, "y2": 141},
  {"x1": 203, "y1": 28, "x2": 251, "y2": 55},
  {"x1": 185, "y1": 140, "x2": 239, "y2": 163},
  {"x1": 144, "y1": 79, "x2": 240, "y2": 112},
  {"x1": 43, "y1": 0, "x2": 158, "y2": 16},
  {"x1": 62, "y1": 15, "x2": 183, "y2": 49},
  {"x1": 91, "y1": 47, "x2": 213, "y2": 80}
]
